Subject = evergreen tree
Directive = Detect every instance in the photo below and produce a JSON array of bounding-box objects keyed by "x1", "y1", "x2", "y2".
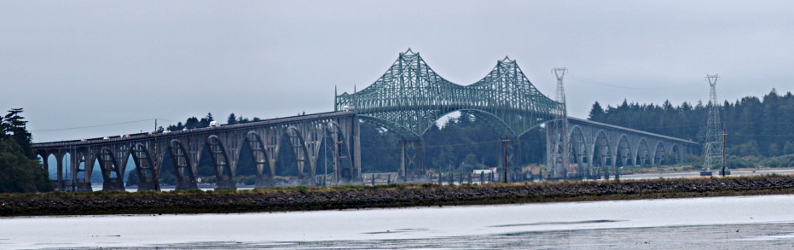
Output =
[
  {"x1": 589, "y1": 102, "x2": 605, "y2": 121},
  {"x1": 227, "y1": 113, "x2": 237, "y2": 125},
  {"x1": 0, "y1": 108, "x2": 54, "y2": 193}
]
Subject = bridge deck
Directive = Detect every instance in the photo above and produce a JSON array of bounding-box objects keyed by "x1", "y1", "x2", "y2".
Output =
[
  {"x1": 568, "y1": 117, "x2": 697, "y2": 145},
  {"x1": 33, "y1": 111, "x2": 355, "y2": 149}
]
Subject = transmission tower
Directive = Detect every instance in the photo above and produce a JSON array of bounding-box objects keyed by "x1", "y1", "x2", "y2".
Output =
[
  {"x1": 702, "y1": 74, "x2": 723, "y2": 176},
  {"x1": 548, "y1": 67, "x2": 569, "y2": 179}
]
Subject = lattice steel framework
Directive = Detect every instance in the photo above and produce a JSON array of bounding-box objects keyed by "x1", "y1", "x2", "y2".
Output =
[
  {"x1": 335, "y1": 49, "x2": 564, "y2": 140},
  {"x1": 547, "y1": 68, "x2": 570, "y2": 179},
  {"x1": 703, "y1": 74, "x2": 723, "y2": 172}
]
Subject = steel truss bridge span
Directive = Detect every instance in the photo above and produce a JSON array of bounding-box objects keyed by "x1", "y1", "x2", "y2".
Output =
[
  {"x1": 33, "y1": 111, "x2": 362, "y2": 192},
  {"x1": 547, "y1": 117, "x2": 700, "y2": 180},
  {"x1": 335, "y1": 49, "x2": 564, "y2": 182}
]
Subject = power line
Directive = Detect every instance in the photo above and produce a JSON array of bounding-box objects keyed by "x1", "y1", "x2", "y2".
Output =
[
  {"x1": 32, "y1": 118, "x2": 180, "y2": 132},
  {"x1": 566, "y1": 73, "x2": 696, "y2": 91}
]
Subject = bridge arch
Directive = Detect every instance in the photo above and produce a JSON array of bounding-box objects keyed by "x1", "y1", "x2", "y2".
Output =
[
  {"x1": 67, "y1": 147, "x2": 95, "y2": 191},
  {"x1": 200, "y1": 135, "x2": 234, "y2": 190},
  {"x1": 97, "y1": 147, "x2": 125, "y2": 191},
  {"x1": 653, "y1": 141, "x2": 666, "y2": 165},
  {"x1": 238, "y1": 131, "x2": 272, "y2": 188},
  {"x1": 35, "y1": 150, "x2": 50, "y2": 171},
  {"x1": 568, "y1": 125, "x2": 588, "y2": 177},
  {"x1": 634, "y1": 138, "x2": 651, "y2": 166},
  {"x1": 126, "y1": 143, "x2": 157, "y2": 191},
  {"x1": 670, "y1": 144, "x2": 682, "y2": 164},
  {"x1": 616, "y1": 134, "x2": 633, "y2": 167},
  {"x1": 325, "y1": 121, "x2": 355, "y2": 184},
  {"x1": 591, "y1": 130, "x2": 612, "y2": 179},
  {"x1": 285, "y1": 126, "x2": 313, "y2": 184},
  {"x1": 167, "y1": 139, "x2": 197, "y2": 190}
]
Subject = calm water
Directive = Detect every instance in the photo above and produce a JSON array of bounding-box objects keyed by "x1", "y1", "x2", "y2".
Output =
[{"x1": 3, "y1": 194, "x2": 794, "y2": 249}]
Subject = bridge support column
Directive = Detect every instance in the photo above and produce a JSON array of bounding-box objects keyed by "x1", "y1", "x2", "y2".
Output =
[
  {"x1": 576, "y1": 153, "x2": 586, "y2": 179},
  {"x1": 353, "y1": 117, "x2": 362, "y2": 183},
  {"x1": 601, "y1": 154, "x2": 609, "y2": 181},
  {"x1": 76, "y1": 151, "x2": 94, "y2": 192},
  {"x1": 611, "y1": 151, "x2": 619, "y2": 180},
  {"x1": 586, "y1": 150, "x2": 595, "y2": 179},
  {"x1": 68, "y1": 149, "x2": 78, "y2": 192},
  {"x1": 508, "y1": 139, "x2": 522, "y2": 182},
  {"x1": 399, "y1": 139, "x2": 425, "y2": 183},
  {"x1": 255, "y1": 158, "x2": 272, "y2": 188},
  {"x1": 40, "y1": 154, "x2": 48, "y2": 171},
  {"x1": 55, "y1": 151, "x2": 65, "y2": 191}
]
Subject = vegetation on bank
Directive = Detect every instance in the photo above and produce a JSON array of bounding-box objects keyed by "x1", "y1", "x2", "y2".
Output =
[
  {"x1": 0, "y1": 108, "x2": 53, "y2": 193},
  {"x1": 3, "y1": 174, "x2": 794, "y2": 216}
]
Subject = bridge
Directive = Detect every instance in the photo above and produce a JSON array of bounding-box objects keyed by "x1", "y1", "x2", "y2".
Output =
[
  {"x1": 548, "y1": 117, "x2": 699, "y2": 180},
  {"x1": 34, "y1": 112, "x2": 361, "y2": 191},
  {"x1": 32, "y1": 49, "x2": 698, "y2": 191}
]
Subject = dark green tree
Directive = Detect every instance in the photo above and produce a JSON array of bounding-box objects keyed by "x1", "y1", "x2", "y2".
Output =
[
  {"x1": 0, "y1": 108, "x2": 54, "y2": 193},
  {"x1": 588, "y1": 89, "x2": 794, "y2": 158},
  {"x1": 588, "y1": 102, "x2": 605, "y2": 121},
  {"x1": 227, "y1": 113, "x2": 237, "y2": 125}
]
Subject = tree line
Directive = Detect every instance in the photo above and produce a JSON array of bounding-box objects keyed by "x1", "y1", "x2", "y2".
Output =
[
  {"x1": 588, "y1": 88, "x2": 794, "y2": 158},
  {"x1": 360, "y1": 111, "x2": 546, "y2": 174}
]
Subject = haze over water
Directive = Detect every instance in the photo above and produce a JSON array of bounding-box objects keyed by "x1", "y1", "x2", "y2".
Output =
[{"x1": 4, "y1": 194, "x2": 794, "y2": 249}]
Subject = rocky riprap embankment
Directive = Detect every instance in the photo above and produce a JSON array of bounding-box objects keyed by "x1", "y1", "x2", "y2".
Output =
[{"x1": 2, "y1": 175, "x2": 794, "y2": 216}]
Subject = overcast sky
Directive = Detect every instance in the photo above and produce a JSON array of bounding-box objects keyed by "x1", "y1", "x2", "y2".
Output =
[{"x1": 2, "y1": 1, "x2": 793, "y2": 142}]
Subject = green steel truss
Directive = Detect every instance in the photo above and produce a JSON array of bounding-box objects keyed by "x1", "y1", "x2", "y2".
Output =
[{"x1": 335, "y1": 49, "x2": 564, "y2": 140}]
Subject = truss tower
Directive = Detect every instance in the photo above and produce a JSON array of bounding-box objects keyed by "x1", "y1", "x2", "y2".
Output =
[
  {"x1": 548, "y1": 68, "x2": 569, "y2": 179},
  {"x1": 335, "y1": 49, "x2": 564, "y2": 182},
  {"x1": 703, "y1": 74, "x2": 723, "y2": 173}
]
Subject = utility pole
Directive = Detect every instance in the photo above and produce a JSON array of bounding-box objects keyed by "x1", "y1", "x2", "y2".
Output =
[
  {"x1": 503, "y1": 134, "x2": 509, "y2": 183},
  {"x1": 721, "y1": 127, "x2": 726, "y2": 177},
  {"x1": 153, "y1": 119, "x2": 160, "y2": 191},
  {"x1": 701, "y1": 74, "x2": 722, "y2": 176},
  {"x1": 323, "y1": 132, "x2": 328, "y2": 187}
]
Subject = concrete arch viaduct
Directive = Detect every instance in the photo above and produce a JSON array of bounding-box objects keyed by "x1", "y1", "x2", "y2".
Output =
[
  {"x1": 549, "y1": 118, "x2": 699, "y2": 180},
  {"x1": 34, "y1": 112, "x2": 360, "y2": 191}
]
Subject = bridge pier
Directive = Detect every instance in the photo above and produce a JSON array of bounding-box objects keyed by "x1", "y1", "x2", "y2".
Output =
[
  {"x1": 600, "y1": 155, "x2": 609, "y2": 180},
  {"x1": 256, "y1": 175, "x2": 274, "y2": 188},
  {"x1": 215, "y1": 175, "x2": 236, "y2": 190},
  {"x1": 507, "y1": 139, "x2": 522, "y2": 182},
  {"x1": 399, "y1": 139, "x2": 426, "y2": 183},
  {"x1": 53, "y1": 151, "x2": 64, "y2": 190}
]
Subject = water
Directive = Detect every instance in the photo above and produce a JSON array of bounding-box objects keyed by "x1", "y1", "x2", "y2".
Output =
[
  {"x1": 90, "y1": 184, "x2": 252, "y2": 192},
  {"x1": 3, "y1": 194, "x2": 794, "y2": 249},
  {"x1": 87, "y1": 169, "x2": 794, "y2": 191},
  {"x1": 619, "y1": 168, "x2": 794, "y2": 180}
]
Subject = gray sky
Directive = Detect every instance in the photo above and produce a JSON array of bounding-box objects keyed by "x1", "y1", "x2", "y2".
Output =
[{"x1": 2, "y1": 1, "x2": 793, "y2": 142}]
